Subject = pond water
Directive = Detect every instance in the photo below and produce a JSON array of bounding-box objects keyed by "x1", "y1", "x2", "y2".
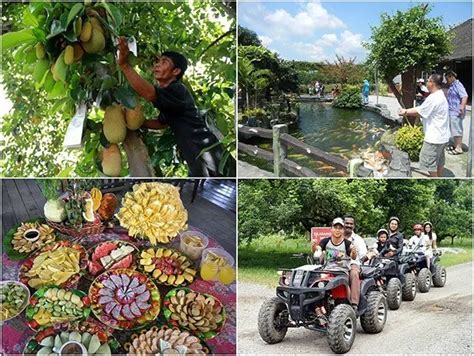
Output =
[{"x1": 239, "y1": 102, "x2": 393, "y2": 177}]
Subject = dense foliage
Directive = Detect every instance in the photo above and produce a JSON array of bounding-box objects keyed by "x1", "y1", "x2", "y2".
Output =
[
  {"x1": 1, "y1": 1, "x2": 235, "y2": 177},
  {"x1": 364, "y1": 5, "x2": 452, "y2": 108},
  {"x1": 395, "y1": 125, "x2": 424, "y2": 161},
  {"x1": 332, "y1": 86, "x2": 362, "y2": 109},
  {"x1": 238, "y1": 179, "x2": 472, "y2": 244}
]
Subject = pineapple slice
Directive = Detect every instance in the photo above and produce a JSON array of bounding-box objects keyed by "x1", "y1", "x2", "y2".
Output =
[
  {"x1": 144, "y1": 264, "x2": 155, "y2": 273},
  {"x1": 140, "y1": 258, "x2": 153, "y2": 266}
]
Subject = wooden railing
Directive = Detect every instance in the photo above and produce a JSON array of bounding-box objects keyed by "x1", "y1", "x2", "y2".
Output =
[{"x1": 238, "y1": 124, "x2": 371, "y2": 177}]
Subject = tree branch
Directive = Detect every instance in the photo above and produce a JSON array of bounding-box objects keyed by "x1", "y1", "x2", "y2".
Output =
[{"x1": 199, "y1": 28, "x2": 235, "y2": 59}]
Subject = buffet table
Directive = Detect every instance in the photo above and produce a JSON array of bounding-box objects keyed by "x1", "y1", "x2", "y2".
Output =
[{"x1": 1, "y1": 227, "x2": 236, "y2": 355}]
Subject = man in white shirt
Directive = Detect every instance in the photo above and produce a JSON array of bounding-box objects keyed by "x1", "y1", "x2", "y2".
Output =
[
  {"x1": 398, "y1": 74, "x2": 450, "y2": 177},
  {"x1": 408, "y1": 223, "x2": 430, "y2": 268}
]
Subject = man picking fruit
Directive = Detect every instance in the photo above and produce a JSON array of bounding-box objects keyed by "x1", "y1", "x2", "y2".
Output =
[{"x1": 117, "y1": 37, "x2": 235, "y2": 177}]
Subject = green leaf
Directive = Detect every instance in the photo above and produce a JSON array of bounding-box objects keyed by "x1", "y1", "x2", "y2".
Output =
[
  {"x1": 1, "y1": 29, "x2": 37, "y2": 51},
  {"x1": 33, "y1": 59, "x2": 50, "y2": 83},
  {"x1": 57, "y1": 165, "x2": 75, "y2": 177},
  {"x1": 23, "y1": 7, "x2": 39, "y2": 27},
  {"x1": 66, "y1": 3, "x2": 84, "y2": 28},
  {"x1": 100, "y1": 2, "x2": 122, "y2": 28},
  {"x1": 54, "y1": 51, "x2": 68, "y2": 83},
  {"x1": 114, "y1": 86, "x2": 137, "y2": 109},
  {"x1": 2, "y1": 217, "x2": 47, "y2": 260},
  {"x1": 47, "y1": 80, "x2": 66, "y2": 99},
  {"x1": 46, "y1": 19, "x2": 66, "y2": 39}
]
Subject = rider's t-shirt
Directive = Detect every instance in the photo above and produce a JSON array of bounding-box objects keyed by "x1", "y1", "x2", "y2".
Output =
[
  {"x1": 408, "y1": 234, "x2": 428, "y2": 251},
  {"x1": 319, "y1": 237, "x2": 352, "y2": 268}
]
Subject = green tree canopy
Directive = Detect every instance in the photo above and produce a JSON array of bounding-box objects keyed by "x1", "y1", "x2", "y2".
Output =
[
  {"x1": 238, "y1": 179, "x2": 471, "y2": 244},
  {"x1": 364, "y1": 4, "x2": 452, "y2": 108},
  {"x1": 238, "y1": 26, "x2": 262, "y2": 47}
]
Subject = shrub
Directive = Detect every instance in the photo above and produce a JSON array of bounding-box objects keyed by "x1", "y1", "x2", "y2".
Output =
[
  {"x1": 242, "y1": 108, "x2": 267, "y2": 121},
  {"x1": 395, "y1": 125, "x2": 424, "y2": 161},
  {"x1": 333, "y1": 87, "x2": 362, "y2": 108}
]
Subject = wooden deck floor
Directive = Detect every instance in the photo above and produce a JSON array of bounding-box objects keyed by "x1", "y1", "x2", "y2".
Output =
[{"x1": 1, "y1": 179, "x2": 236, "y2": 258}]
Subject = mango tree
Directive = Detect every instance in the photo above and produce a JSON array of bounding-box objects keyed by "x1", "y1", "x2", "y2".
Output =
[
  {"x1": 1, "y1": 1, "x2": 235, "y2": 177},
  {"x1": 364, "y1": 4, "x2": 452, "y2": 109}
]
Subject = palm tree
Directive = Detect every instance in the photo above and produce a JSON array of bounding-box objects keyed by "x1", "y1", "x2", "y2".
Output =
[{"x1": 238, "y1": 57, "x2": 274, "y2": 109}]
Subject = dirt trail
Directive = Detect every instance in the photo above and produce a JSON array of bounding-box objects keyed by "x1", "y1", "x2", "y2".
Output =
[{"x1": 237, "y1": 263, "x2": 473, "y2": 354}]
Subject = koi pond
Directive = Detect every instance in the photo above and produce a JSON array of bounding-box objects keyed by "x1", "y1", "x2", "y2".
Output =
[{"x1": 239, "y1": 102, "x2": 394, "y2": 177}]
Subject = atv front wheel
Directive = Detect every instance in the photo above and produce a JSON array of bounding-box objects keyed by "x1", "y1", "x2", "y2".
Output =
[
  {"x1": 402, "y1": 273, "x2": 417, "y2": 301},
  {"x1": 417, "y1": 268, "x2": 432, "y2": 293},
  {"x1": 327, "y1": 304, "x2": 356, "y2": 354},
  {"x1": 386, "y1": 278, "x2": 402, "y2": 310},
  {"x1": 432, "y1": 265, "x2": 447, "y2": 287},
  {"x1": 258, "y1": 297, "x2": 288, "y2": 344},
  {"x1": 360, "y1": 291, "x2": 387, "y2": 334}
]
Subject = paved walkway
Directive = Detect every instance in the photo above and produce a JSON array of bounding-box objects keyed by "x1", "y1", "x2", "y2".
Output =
[
  {"x1": 369, "y1": 95, "x2": 472, "y2": 177},
  {"x1": 238, "y1": 160, "x2": 274, "y2": 178}
]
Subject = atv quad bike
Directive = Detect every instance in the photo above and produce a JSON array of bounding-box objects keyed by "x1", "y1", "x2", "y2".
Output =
[
  {"x1": 363, "y1": 238, "x2": 416, "y2": 308},
  {"x1": 400, "y1": 248, "x2": 446, "y2": 293},
  {"x1": 258, "y1": 255, "x2": 387, "y2": 354}
]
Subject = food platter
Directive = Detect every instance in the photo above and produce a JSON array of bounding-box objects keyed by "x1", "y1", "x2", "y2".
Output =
[
  {"x1": 89, "y1": 268, "x2": 161, "y2": 330},
  {"x1": 163, "y1": 287, "x2": 226, "y2": 339},
  {"x1": 25, "y1": 286, "x2": 91, "y2": 331},
  {"x1": 0, "y1": 281, "x2": 30, "y2": 323},
  {"x1": 138, "y1": 247, "x2": 197, "y2": 287},
  {"x1": 23, "y1": 319, "x2": 121, "y2": 356},
  {"x1": 124, "y1": 325, "x2": 210, "y2": 355},
  {"x1": 86, "y1": 240, "x2": 138, "y2": 279},
  {"x1": 19, "y1": 240, "x2": 88, "y2": 290}
]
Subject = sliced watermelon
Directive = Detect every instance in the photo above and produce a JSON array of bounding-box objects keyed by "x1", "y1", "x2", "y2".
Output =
[
  {"x1": 92, "y1": 241, "x2": 118, "y2": 262},
  {"x1": 109, "y1": 254, "x2": 133, "y2": 270},
  {"x1": 88, "y1": 260, "x2": 104, "y2": 276}
]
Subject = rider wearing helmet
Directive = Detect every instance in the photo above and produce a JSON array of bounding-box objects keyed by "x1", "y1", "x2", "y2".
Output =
[
  {"x1": 381, "y1": 217, "x2": 404, "y2": 260},
  {"x1": 408, "y1": 224, "x2": 427, "y2": 251},
  {"x1": 376, "y1": 228, "x2": 389, "y2": 253}
]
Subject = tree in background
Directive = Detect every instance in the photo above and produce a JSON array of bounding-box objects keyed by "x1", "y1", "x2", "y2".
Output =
[
  {"x1": 238, "y1": 25, "x2": 262, "y2": 47},
  {"x1": 238, "y1": 179, "x2": 471, "y2": 244},
  {"x1": 364, "y1": 4, "x2": 452, "y2": 108},
  {"x1": 321, "y1": 55, "x2": 367, "y2": 86}
]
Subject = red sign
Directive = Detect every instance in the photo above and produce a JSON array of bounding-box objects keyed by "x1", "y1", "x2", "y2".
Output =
[{"x1": 310, "y1": 227, "x2": 332, "y2": 250}]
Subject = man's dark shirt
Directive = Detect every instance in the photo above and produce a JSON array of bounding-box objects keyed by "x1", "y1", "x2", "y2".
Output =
[
  {"x1": 152, "y1": 80, "x2": 221, "y2": 176},
  {"x1": 381, "y1": 231, "x2": 404, "y2": 258}
]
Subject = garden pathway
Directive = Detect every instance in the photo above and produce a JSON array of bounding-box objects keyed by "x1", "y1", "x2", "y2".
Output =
[
  {"x1": 369, "y1": 95, "x2": 472, "y2": 177},
  {"x1": 238, "y1": 160, "x2": 275, "y2": 178}
]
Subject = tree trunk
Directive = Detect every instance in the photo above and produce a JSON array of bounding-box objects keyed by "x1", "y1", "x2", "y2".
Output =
[
  {"x1": 123, "y1": 130, "x2": 157, "y2": 177},
  {"x1": 401, "y1": 68, "x2": 416, "y2": 109}
]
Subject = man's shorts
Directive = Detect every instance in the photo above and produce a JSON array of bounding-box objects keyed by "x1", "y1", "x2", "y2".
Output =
[
  {"x1": 419, "y1": 141, "x2": 447, "y2": 172},
  {"x1": 449, "y1": 114, "x2": 464, "y2": 137}
]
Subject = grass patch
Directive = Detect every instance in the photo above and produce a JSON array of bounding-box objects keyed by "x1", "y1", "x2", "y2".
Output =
[
  {"x1": 438, "y1": 240, "x2": 473, "y2": 267},
  {"x1": 239, "y1": 234, "x2": 311, "y2": 286},
  {"x1": 239, "y1": 235, "x2": 473, "y2": 285}
]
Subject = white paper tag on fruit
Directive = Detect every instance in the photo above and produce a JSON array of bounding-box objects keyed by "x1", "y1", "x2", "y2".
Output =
[
  {"x1": 63, "y1": 103, "x2": 86, "y2": 149},
  {"x1": 128, "y1": 36, "x2": 137, "y2": 56}
]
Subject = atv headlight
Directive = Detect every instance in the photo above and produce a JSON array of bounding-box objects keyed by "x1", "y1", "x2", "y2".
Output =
[
  {"x1": 317, "y1": 281, "x2": 326, "y2": 288},
  {"x1": 278, "y1": 271, "x2": 291, "y2": 286}
]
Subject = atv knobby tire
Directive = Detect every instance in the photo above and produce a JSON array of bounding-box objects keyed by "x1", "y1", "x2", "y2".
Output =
[
  {"x1": 360, "y1": 291, "x2": 387, "y2": 334},
  {"x1": 327, "y1": 304, "x2": 356, "y2": 354},
  {"x1": 386, "y1": 278, "x2": 402, "y2": 310},
  {"x1": 417, "y1": 268, "x2": 432, "y2": 293},
  {"x1": 432, "y1": 264, "x2": 447, "y2": 287},
  {"x1": 258, "y1": 297, "x2": 288, "y2": 344},
  {"x1": 402, "y1": 273, "x2": 417, "y2": 301}
]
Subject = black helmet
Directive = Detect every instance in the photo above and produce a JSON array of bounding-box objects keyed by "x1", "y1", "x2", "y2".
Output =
[{"x1": 377, "y1": 228, "x2": 389, "y2": 237}]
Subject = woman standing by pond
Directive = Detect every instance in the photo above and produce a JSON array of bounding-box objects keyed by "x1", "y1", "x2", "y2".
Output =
[{"x1": 362, "y1": 80, "x2": 370, "y2": 105}]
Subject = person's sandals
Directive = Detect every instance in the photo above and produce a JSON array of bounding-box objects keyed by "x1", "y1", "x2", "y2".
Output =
[{"x1": 448, "y1": 148, "x2": 463, "y2": 155}]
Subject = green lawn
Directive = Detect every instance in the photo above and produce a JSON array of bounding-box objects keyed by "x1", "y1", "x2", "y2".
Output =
[{"x1": 239, "y1": 235, "x2": 473, "y2": 286}]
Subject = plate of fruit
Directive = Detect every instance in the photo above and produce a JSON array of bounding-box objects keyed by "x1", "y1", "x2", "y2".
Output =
[
  {"x1": 89, "y1": 268, "x2": 161, "y2": 330},
  {"x1": 3, "y1": 219, "x2": 55, "y2": 261},
  {"x1": 124, "y1": 325, "x2": 211, "y2": 355},
  {"x1": 19, "y1": 240, "x2": 88, "y2": 290},
  {"x1": 139, "y1": 247, "x2": 197, "y2": 287},
  {"x1": 25, "y1": 286, "x2": 91, "y2": 331},
  {"x1": 0, "y1": 281, "x2": 30, "y2": 323},
  {"x1": 23, "y1": 319, "x2": 121, "y2": 356},
  {"x1": 86, "y1": 240, "x2": 138, "y2": 279},
  {"x1": 163, "y1": 288, "x2": 225, "y2": 339}
]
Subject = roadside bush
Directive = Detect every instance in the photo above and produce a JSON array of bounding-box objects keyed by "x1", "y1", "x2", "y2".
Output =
[
  {"x1": 395, "y1": 125, "x2": 424, "y2": 161},
  {"x1": 333, "y1": 87, "x2": 362, "y2": 109}
]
